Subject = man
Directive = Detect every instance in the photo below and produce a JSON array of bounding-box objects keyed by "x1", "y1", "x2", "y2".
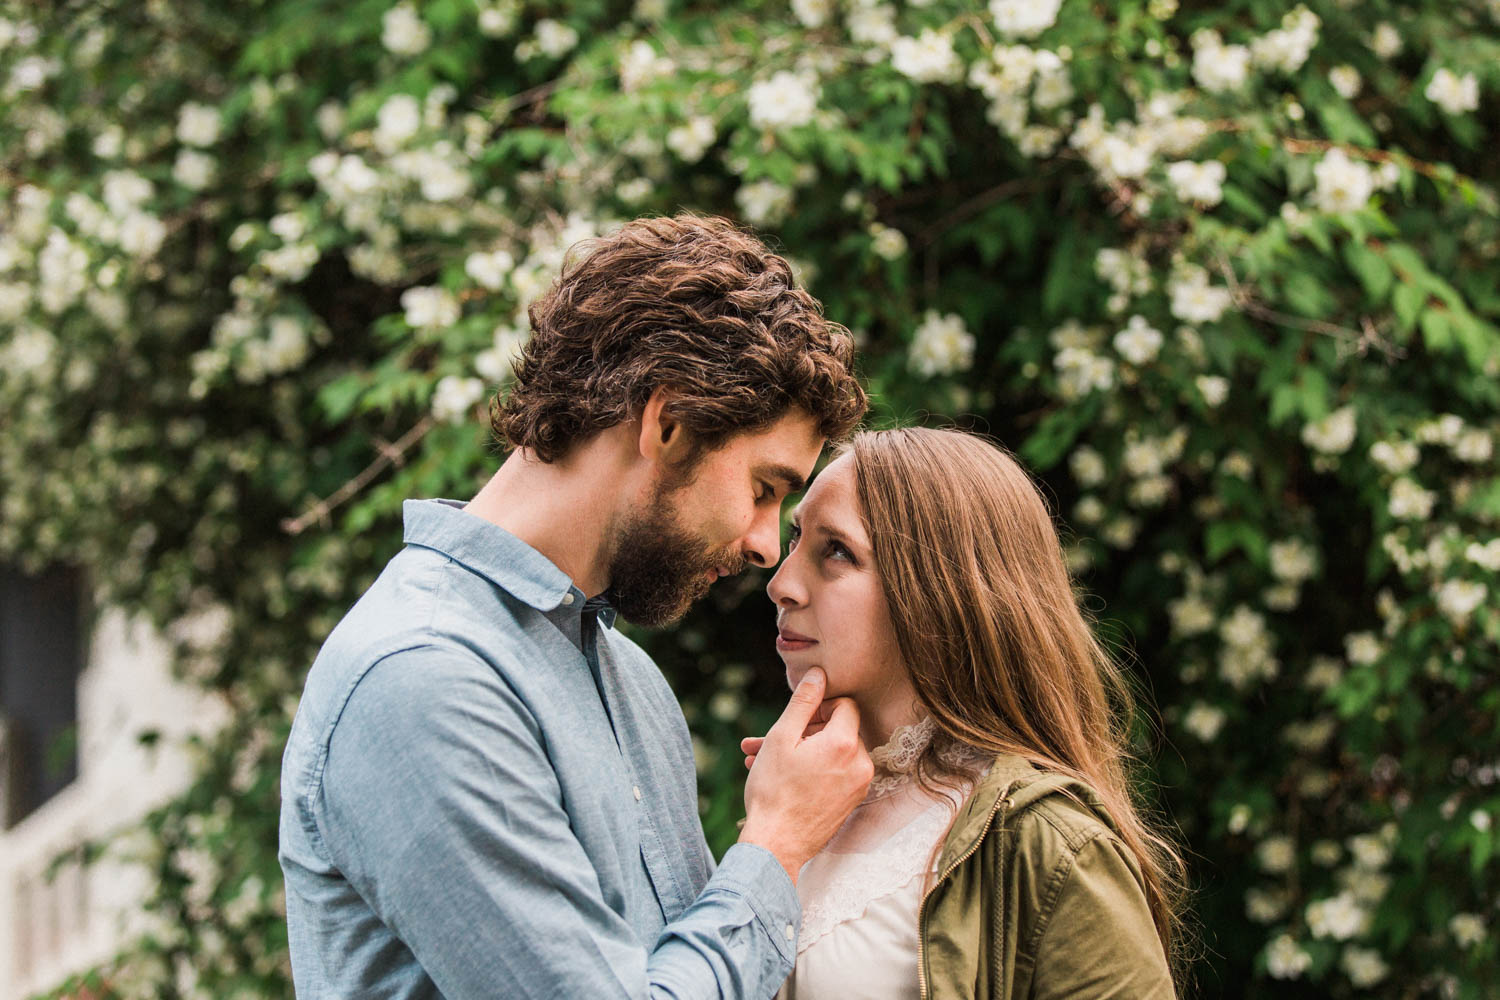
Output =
[{"x1": 279, "y1": 214, "x2": 874, "y2": 999}]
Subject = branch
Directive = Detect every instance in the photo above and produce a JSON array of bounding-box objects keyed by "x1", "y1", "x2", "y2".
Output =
[
  {"x1": 281, "y1": 416, "x2": 436, "y2": 536},
  {"x1": 915, "y1": 175, "x2": 1046, "y2": 248},
  {"x1": 1214, "y1": 252, "x2": 1405, "y2": 360}
]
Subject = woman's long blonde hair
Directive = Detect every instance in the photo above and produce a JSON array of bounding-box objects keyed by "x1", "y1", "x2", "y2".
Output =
[{"x1": 845, "y1": 426, "x2": 1188, "y2": 977}]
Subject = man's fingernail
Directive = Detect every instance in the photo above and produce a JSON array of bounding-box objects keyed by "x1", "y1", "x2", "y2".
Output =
[{"x1": 801, "y1": 667, "x2": 825, "y2": 687}]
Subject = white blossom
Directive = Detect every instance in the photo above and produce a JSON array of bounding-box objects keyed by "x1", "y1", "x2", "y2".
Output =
[
  {"x1": 1250, "y1": 7, "x2": 1319, "y2": 74},
  {"x1": 374, "y1": 93, "x2": 422, "y2": 154},
  {"x1": 1069, "y1": 446, "x2": 1106, "y2": 487},
  {"x1": 102, "y1": 170, "x2": 155, "y2": 217},
  {"x1": 118, "y1": 213, "x2": 167, "y2": 259},
  {"x1": 1453, "y1": 429, "x2": 1493, "y2": 463},
  {"x1": 465, "y1": 249, "x2": 515, "y2": 290},
  {"x1": 1312, "y1": 148, "x2": 1376, "y2": 214},
  {"x1": 748, "y1": 71, "x2": 820, "y2": 129},
  {"x1": 1329, "y1": 65, "x2": 1361, "y2": 100},
  {"x1": 1465, "y1": 539, "x2": 1500, "y2": 572},
  {"x1": 1369, "y1": 439, "x2": 1419, "y2": 475},
  {"x1": 0, "y1": 281, "x2": 30, "y2": 321},
  {"x1": 1245, "y1": 886, "x2": 1289, "y2": 923},
  {"x1": 1168, "y1": 593, "x2": 1215, "y2": 637},
  {"x1": 619, "y1": 40, "x2": 675, "y2": 91},
  {"x1": 431, "y1": 375, "x2": 485, "y2": 423},
  {"x1": 176, "y1": 102, "x2": 222, "y2": 147},
  {"x1": 1265, "y1": 935, "x2": 1312, "y2": 979},
  {"x1": 476, "y1": 323, "x2": 529, "y2": 382},
  {"x1": 1369, "y1": 22, "x2": 1402, "y2": 59},
  {"x1": 1196, "y1": 375, "x2": 1229, "y2": 407},
  {"x1": 1435, "y1": 580, "x2": 1487, "y2": 625},
  {"x1": 1270, "y1": 539, "x2": 1317, "y2": 583},
  {"x1": 1256, "y1": 835, "x2": 1295, "y2": 874},
  {"x1": 908, "y1": 310, "x2": 975, "y2": 377},
  {"x1": 1450, "y1": 913, "x2": 1486, "y2": 949},
  {"x1": 791, "y1": 0, "x2": 834, "y2": 28},
  {"x1": 401, "y1": 285, "x2": 461, "y2": 330},
  {"x1": 264, "y1": 315, "x2": 311, "y2": 374},
  {"x1": 1388, "y1": 477, "x2": 1436, "y2": 520},
  {"x1": 534, "y1": 19, "x2": 580, "y2": 58},
  {"x1": 890, "y1": 30, "x2": 964, "y2": 84},
  {"x1": 1054, "y1": 346, "x2": 1115, "y2": 399},
  {"x1": 478, "y1": 2, "x2": 519, "y2": 38},
  {"x1": 1473, "y1": 810, "x2": 1492, "y2": 832},
  {"x1": 1340, "y1": 946, "x2": 1388, "y2": 987},
  {"x1": 381, "y1": 3, "x2": 432, "y2": 56},
  {"x1": 1031, "y1": 54, "x2": 1074, "y2": 109},
  {"x1": 1220, "y1": 604, "x2": 1279, "y2": 688},
  {"x1": 1166, "y1": 159, "x2": 1226, "y2": 206},
  {"x1": 172, "y1": 150, "x2": 217, "y2": 190},
  {"x1": 1190, "y1": 31, "x2": 1250, "y2": 93},
  {"x1": 989, "y1": 0, "x2": 1063, "y2": 38},
  {"x1": 849, "y1": 4, "x2": 897, "y2": 46},
  {"x1": 1113, "y1": 314, "x2": 1164, "y2": 365},
  {"x1": 1307, "y1": 891, "x2": 1367, "y2": 939},
  {"x1": 666, "y1": 116, "x2": 716, "y2": 162},
  {"x1": 1425, "y1": 69, "x2": 1480, "y2": 116},
  {"x1": 735, "y1": 179, "x2": 794, "y2": 226},
  {"x1": 1169, "y1": 266, "x2": 1233, "y2": 324},
  {"x1": 1073, "y1": 496, "x2": 1105, "y2": 524},
  {"x1": 1182, "y1": 702, "x2": 1226, "y2": 741},
  {"x1": 869, "y1": 223, "x2": 908, "y2": 260},
  {"x1": 1301, "y1": 406, "x2": 1358, "y2": 455},
  {"x1": 1344, "y1": 631, "x2": 1382, "y2": 665}
]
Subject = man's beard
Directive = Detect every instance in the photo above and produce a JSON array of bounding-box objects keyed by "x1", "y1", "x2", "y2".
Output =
[{"x1": 608, "y1": 489, "x2": 741, "y2": 627}]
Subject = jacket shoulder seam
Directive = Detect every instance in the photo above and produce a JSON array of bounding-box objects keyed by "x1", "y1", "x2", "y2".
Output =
[{"x1": 1015, "y1": 820, "x2": 1113, "y2": 963}]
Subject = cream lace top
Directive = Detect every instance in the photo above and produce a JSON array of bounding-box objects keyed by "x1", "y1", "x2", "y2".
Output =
[{"x1": 777, "y1": 718, "x2": 984, "y2": 1000}]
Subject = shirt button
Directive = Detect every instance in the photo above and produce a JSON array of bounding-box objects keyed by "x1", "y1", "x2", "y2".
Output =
[
  {"x1": 784, "y1": 924, "x2": 795, "y2": 941},
  {"x1": 561, "y1": 593, "x2": 575, "y2": 606},
  {"x1": 633, "y1": 786, "x2": 642, "y2": 801}
]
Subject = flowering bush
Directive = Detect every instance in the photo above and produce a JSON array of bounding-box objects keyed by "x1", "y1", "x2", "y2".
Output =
[{"x1": 2, "y1": 0, "x2": 1497, "y2": 996}]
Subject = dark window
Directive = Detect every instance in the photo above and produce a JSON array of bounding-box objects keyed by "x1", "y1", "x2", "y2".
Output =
[{"x1": 0, "y1": 564, "x2": 85, "y2": 829}]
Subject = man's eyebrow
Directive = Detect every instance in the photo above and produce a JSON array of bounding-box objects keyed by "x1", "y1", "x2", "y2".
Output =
[{"x1": 758, "y1": 463, "x2": 807, "y2": 494}]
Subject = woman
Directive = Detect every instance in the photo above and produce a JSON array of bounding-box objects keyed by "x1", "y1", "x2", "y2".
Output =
[{"x1": 743, "y1": 427, "x2": 1186, "y2": 999}]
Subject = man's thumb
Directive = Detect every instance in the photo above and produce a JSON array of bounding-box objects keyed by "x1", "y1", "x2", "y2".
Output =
[{"x1": 771, "y1": 667, "x2": 826, "y2": 739}]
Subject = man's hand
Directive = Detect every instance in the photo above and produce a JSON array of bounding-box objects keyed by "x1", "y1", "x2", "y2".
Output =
[{"x1": 736, "y1": 667, "x2": 873, "y2": 886}]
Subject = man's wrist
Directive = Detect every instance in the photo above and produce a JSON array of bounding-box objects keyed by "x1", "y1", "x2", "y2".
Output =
[{"x1": 737, "y1": 819, "x2": 804, "y2": 887}]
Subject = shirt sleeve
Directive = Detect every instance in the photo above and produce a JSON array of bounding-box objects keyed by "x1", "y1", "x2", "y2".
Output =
[
  {"x1": 1024, "y1": 833, "x2": 1177, "y2": 1000},
  {"x1": 312, "y1": 646, "x2": 798, "y2": 1000}
]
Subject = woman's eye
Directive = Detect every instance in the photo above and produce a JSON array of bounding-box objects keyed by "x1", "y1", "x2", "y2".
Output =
[
  {"x1": 826, "y1": 541, "x2": 853, "y2": 563},
  {"x1": 786, "y1": 525, "x2": 801, "y2": 548}
]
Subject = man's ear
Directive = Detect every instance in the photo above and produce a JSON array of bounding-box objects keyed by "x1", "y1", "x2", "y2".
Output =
[{"x1": 637, "y1": 387, "x2": 693, "y2": 466}]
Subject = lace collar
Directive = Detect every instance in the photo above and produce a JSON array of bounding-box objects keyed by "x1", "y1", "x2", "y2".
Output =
[{"x1": 866, "y1": 716, "x2": 983, "y2": 800}]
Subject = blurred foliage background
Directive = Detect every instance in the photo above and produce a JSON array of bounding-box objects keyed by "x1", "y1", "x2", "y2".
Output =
[{"x1": 1, "y1": 0, "x2": 1498, "y2": 996}]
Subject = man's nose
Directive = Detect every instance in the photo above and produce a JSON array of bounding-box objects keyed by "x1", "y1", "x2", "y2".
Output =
[{"x1": 743, "y1": 506, "x2": 782, "y2": 570}]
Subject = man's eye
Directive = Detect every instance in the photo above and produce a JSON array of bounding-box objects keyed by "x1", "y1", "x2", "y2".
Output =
[{"x1": 758, "y1": 483, "x2": 776, "y2": 503}]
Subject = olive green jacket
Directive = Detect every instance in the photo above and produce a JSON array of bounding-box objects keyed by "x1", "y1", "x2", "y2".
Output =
[{"x1": 917, "y1": 754, "x2": 1177, "y2": 1000}]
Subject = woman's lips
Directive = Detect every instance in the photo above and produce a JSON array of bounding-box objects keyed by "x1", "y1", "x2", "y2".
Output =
[{"x1": 775, "y1": 628, "x2": 817, "y2": 652}]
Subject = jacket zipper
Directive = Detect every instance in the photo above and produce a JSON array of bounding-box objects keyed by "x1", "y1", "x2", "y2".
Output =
[{"x1": 916, "y1": 790, "x2": 1013, "y2": 1000}]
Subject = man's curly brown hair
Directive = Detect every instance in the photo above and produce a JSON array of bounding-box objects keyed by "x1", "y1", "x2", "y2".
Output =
[{"x1": 491, "y1": 214, "x2": 867, "y2": 465}]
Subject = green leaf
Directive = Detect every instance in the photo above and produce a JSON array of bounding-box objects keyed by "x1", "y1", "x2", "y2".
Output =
[
  {"x1": 1343, "y1": 242, "x2": 1393, "y2": 304},
  {"x1": 1392, "y1": 282, "x2": 1426, "y2": 336},
  {"x1": 1204, "y1": 520, "x2": 1267, "y2": 566}
]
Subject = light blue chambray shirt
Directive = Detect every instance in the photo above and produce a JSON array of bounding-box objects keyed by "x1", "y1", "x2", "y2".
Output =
[{"x1": 278, "y1": 498, "x2": 800, "y2": 999}]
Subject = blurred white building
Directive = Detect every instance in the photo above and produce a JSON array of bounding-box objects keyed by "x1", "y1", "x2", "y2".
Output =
[{"x1": 0, "y1": 569, "x2": 228, "y2": 1000}]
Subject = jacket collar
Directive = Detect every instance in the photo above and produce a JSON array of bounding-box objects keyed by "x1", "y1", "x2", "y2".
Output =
[{"x1": 935, "y1": 753, "x2": 1122, "y2": 875}]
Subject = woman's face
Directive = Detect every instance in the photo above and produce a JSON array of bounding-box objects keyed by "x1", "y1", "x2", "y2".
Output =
[{"x1": 766, "y1": 454, "x2": 913, "y2": 733}]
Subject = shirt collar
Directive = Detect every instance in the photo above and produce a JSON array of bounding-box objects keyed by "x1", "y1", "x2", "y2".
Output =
[{"x1": 401, "y1": 499, "x2": 617, "y2": 629}]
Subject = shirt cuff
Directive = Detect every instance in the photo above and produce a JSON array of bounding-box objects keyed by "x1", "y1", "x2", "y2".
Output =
[{"x1": 707, "y1": 842, "x2": 801, "y2": 964}]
